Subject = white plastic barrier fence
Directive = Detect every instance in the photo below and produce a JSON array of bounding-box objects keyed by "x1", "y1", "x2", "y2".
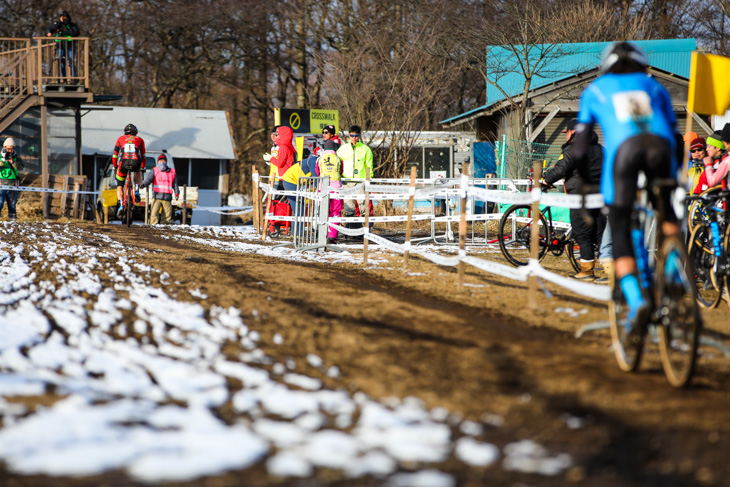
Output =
[
  {"x1": 329, "y1": 221, "x2": 611, "y2": 302},
  {"x1": 256, "y1": 175, "x2": 611, "y2": 302}
]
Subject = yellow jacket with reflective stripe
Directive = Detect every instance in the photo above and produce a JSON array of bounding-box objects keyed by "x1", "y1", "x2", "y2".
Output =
[
  {"x1": 336, "y1": 142, "x2": 373, "y2": 179},
  {"x1": 282, "y1": 163, "x2": 311, "y2": 185}
]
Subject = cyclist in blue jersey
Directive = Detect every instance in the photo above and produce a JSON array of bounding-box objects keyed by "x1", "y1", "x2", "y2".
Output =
[{"x1": 571, "y1": 42, "x2": 684, "y2": 330}]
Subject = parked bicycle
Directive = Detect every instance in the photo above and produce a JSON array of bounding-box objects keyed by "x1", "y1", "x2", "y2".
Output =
[
  {"x1": 687, "y1": 184, "x2": 724, "y2": 234},
  {"x1": 687, "y1": 190, "x2": 730, "y2": 309},
  {"x1": 609, "y1": 178, "x2": 702, "y2": 388}
]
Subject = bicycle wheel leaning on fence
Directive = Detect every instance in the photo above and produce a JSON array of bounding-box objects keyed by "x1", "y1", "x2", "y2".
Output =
[
  {"x1": 498, "y1": 204, "x2": 582, "y2": 273},
  {"x1": 497, "y1": 204, "x2": 550, "y2": 266}
]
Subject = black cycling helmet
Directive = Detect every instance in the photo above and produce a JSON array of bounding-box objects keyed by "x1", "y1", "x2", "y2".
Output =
[
  {"x1": 600, "y1": 42, "x2": 648, "y2": 74},
  {"x1": 124, "y1": 123, "x2": 138, "y2": 136}
]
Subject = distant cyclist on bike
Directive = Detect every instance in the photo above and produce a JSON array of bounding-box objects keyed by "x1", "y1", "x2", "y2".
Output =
[
  {"x1": 572, "y1": 42, "x2": 684, "y2": 330},
  {"x1": 113, "y1": 123, "x2": 146, "y2": 217}
]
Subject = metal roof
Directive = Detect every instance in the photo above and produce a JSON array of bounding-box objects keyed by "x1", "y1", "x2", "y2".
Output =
[
  {"x1": 441, "y1": 38, "x2": 696, "y2": 126},
  {"x1": 81, "y1": 105, "x2": 236, "y2": 159}
]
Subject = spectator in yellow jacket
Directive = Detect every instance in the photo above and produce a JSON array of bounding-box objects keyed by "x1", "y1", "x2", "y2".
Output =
[{"x1": 336, "y1": 125, "x2": 373, "y2": 221}]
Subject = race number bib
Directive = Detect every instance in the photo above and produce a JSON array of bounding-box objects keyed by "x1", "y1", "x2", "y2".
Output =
[
  {"x1": 124, "y1": 143, "x2": 136, "y2": 155},
  {"x1": 611, "y1": 91, "x2": 653, "y2": 123}
]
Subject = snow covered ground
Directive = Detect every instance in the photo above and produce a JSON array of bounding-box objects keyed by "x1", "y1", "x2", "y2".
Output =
[{"x1": 0, "y1": 222, "x2": 571, "y2": 484}]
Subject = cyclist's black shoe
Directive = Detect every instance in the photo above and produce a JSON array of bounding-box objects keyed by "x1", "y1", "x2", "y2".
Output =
[
  {"x1": 134, "y1": 189, "x2": 141, "y2": 203},
  {"x1": 327, "y1": 237, "x2": 336, "y2": 245},
  {"x1": 116, "y1": 204, "x2": 124, "y2": 218}
]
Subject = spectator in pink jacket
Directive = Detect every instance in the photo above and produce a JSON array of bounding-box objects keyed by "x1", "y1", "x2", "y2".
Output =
[{"x1": 699, "y1": 130, "x2": 729, "y2": 191}]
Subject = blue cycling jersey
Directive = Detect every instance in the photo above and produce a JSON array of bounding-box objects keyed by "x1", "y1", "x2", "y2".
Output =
[{"x1": 577, "y1": 72, "x2": 678, "y2": 204}]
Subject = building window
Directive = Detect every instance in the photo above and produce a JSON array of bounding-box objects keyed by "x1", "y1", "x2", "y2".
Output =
[
  {"x1": 190, "y1": 158, "x2": 219, "y2": 190},
  {"x1": 175, "y1": 159, "x2": 189, "y2": 187}
]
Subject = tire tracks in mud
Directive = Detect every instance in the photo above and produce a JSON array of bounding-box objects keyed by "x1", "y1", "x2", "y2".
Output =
[{"x1": 86, "y1": 223, "x2": 730, "y2": 486}]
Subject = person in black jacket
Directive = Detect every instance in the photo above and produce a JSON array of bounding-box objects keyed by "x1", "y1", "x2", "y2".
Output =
[
  {"x1": 543, "y1": 119, "x2": 606, "y2": 281},
  {"x1": 46, "y1": 11, "x2": 80, "y2": 80}
]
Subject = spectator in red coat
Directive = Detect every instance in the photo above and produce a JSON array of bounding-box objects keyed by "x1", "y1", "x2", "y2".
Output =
[{"x1": 270, "y1": 126, "x2": 296, "y2": 178}]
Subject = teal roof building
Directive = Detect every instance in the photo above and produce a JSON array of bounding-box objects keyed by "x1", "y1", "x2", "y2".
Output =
[{"x1": 442, "y1": 39, "x2": 697, "y2": 127}]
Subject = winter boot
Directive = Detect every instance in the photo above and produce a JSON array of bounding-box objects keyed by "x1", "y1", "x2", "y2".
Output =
[
  {"x1": 594, "y1": 259, "x2": 614, "y2": 286},
  {"x1": 572, "y1": 260, "x2": 595, "y2": 281}
]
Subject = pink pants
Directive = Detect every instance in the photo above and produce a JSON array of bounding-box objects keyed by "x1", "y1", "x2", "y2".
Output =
[{"x1": 328, "y1": 181, "x2": 343, "y2": 239}]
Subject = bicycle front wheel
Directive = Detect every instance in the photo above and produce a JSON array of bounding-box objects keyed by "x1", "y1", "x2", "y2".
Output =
[
  {"x1": 655, "y1": 235, "x2": 702, "y2": 388},
  {"x1": 687, "y1": 224, "x2": 722, "y2": 309},
  {"x1": 608, "y1": 279, "x2": 645, "y2": 372},
  {"x1": 566, "y1": 237, "x2": 581, "y2": 273},
  {"x1": 497, "y1": 205, "x2": 550, "y2": 267}
]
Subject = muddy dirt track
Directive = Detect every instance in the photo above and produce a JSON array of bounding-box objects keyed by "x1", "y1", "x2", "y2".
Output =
[{"x1": 4, "y1": 222, "x2": 730, "y2": 487}]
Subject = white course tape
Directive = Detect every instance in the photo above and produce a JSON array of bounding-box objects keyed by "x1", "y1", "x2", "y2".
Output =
[
  {"x1": 530, "y1": 188, "x2": 542, "y2": 202},
  {"x1": 328, "y1": 223, "x2": 366, "y2": 236},
  {"x1": 525, "y1": 260, "x2": 611, "y2": 301},
  {"x1": 329, "y1": 214, "x2": 433, "y2": 223},
  {"x1": 327, "y1": 221, "x2": 610, "y2": 301},
  {"x1": 367, "y1": 233, "x2": 409, "y2": 254},
  {"x1": 433, "y1": 213, "x2": 503, "y2": 223},
  {"x1": 461, "y1": 256, "x2": 527, "y2": 282},
  {"x1": 4, "y1": 185, "x2": 97, "y2": 195},
  {"x1": 196, "y1": 205, "x2": 253, "y2": 214},
  {"x1": 252, "y1": 173, "x2": 259, "y2": 182},
  {"x1": 540, "y1": 192, "x2": 605, "y2": 209}
]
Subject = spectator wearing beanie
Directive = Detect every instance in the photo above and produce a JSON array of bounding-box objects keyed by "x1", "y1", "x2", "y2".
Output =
[
  {"x1": 687, "y1": 137, "x2": 706, "y2": 193},
  {"x1": 140, "y1": 154, "x2": 179, "y2": 224},
  {"x1": 694, "y1": 132, "x2": 728, "y2": 194}
]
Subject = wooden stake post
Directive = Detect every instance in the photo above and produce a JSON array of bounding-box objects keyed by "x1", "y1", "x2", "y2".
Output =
[
  {"x1": 529, "y1": 161, "x2": 542, "y2": 309},
  {"x1": 261, "y1": 176, "x2": 274, "y2": 241},
  {"x1": 182, "y1": 185, "x2": 187, "y2": 225},
  {"x1": 363, "y1": 168, "x2": 371, "y2": 266},
  {"x1": 404, "y1": 166, "x2": 417, "y2": 267},
  {"x1": 683, "y1": 110, "x2": 693, "y2": 188},
  {"x1": 458, "y1": 164, "x2": 469, "y2": 288},
  {"x1": 252, "y1": 167, "x2": 260, "y2": 234},
  {"x1": 145, "y1": 186, "x2": 151, "y2": 225}
]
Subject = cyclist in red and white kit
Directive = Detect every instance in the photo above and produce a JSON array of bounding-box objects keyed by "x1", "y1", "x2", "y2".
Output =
[{"x1": 113, "y1": 123, "x2": 146, "y2": 216}]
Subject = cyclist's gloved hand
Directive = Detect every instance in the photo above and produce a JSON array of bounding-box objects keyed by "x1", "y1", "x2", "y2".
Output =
[{"x1": 540, "y1": 181, "x2": 553, "y2": 191}]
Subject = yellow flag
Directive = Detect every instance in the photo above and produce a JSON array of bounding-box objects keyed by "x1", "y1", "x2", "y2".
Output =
[{"x1": 687, "y1": 52, "x2": 730, "y2": 115}]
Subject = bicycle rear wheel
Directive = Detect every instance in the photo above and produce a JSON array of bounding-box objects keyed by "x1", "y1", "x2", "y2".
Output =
[
  {"x1": 687, "y1": 224, "x2": 722, "y2": 309},
  {"x1": 497, "y1": 205, "x2": 550, "y2": 267},
  {"x1": 655, "y1": 235, "x2": 702, "y2": 388},
  {"x1": 608, "y1": 279, "x2": 645, "y2": 372},
  {"x1": 125, "y1": 179, "x2": 134, "y2": 227},
  {"x1": 723, "y1": 224, "x2": 730, "y2": 309}
]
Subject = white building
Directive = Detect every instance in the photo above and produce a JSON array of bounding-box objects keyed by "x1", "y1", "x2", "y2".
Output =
[{"x1": 80, "y1": 106, "x2": 236, "y2": 225}]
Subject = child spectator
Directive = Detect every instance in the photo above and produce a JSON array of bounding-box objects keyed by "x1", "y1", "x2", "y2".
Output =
[
  {"x1": 687, "y1": 137, "x2": 706, "y2": 193},
  {"x1": 317, "y1": 140, "x2": 343, "y2": 244}
]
